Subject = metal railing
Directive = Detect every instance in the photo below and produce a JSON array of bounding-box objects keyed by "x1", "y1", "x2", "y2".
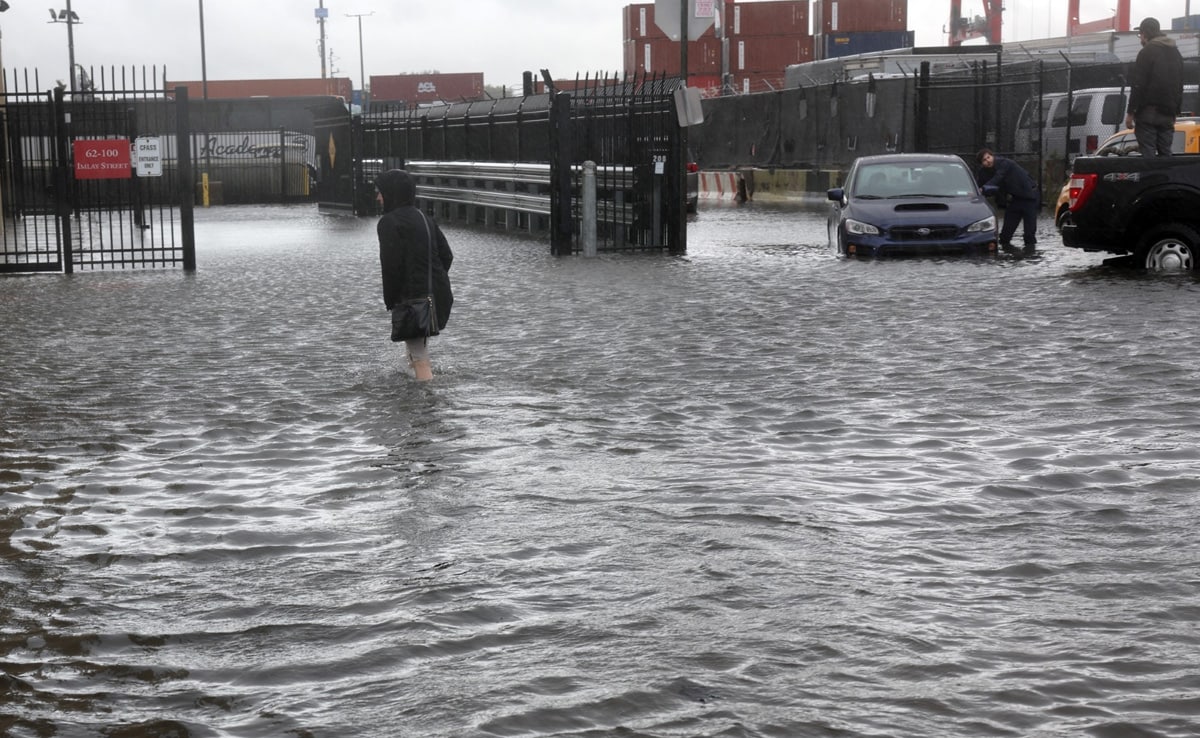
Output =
[
  {"x1": 405, "y1": 161, "x2": 640, "y2": 244},
  {"x1": 407, "y1": 161, "x2": 553, "y2": 215}
]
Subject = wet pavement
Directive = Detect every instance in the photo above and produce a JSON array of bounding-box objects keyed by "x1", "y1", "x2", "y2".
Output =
[{"x1": 2, "y1": 201, "x2": 1199, "y2": 737}]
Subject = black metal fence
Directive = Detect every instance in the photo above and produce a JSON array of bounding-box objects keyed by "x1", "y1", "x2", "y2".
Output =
[
  {"x1": 355, "y1": 73, "x2": 687, "y2": 254},
  {"x1": 1, "y1": 67, "x2": 195, "y2": 273},
  {"x1": 691, "y1": 58, "x2": 1138, "y2": 185}
]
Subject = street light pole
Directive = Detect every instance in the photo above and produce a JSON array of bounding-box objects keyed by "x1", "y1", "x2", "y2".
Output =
[
  {"x1": 198, "y1": 0, "x2": 212, "y2": 205},
  {"x1": 199, "y1": 0, "x2": 208, "y2": 102},
  {"x1": 48, "y1": 1, "x2": 81, "y2": 91},
  {"x1": 317, "y1": 1, "x2": 328, "y2": 79},
  {"x1": 346, "y1": 11, "x2": 373, "y2": 110}
]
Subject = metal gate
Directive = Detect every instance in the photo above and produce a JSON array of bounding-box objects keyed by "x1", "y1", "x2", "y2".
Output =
[
  {"x1": 550, "y1": 75, "x2": 687, "y2": 254},
  {"x1": 1, "y1": 68, "x2": 195, "y2": 274},
  {"x1": 353, "y1": 72, "x2": 687, "y2": 254}
]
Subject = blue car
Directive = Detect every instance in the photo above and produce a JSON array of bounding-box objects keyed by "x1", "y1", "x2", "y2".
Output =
[{"x1": 827, "y1": 154, "x2": 998, "y2": 258}]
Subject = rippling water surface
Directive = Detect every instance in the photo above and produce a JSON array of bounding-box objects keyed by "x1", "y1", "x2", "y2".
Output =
[{"x1": 2, "y1": 202, "x2": 1199, "y2": 738}]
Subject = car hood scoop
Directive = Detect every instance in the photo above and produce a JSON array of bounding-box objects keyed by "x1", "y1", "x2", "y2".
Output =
[{"x1": 894, "y1": 202, "x2": 950, "y2": 212}]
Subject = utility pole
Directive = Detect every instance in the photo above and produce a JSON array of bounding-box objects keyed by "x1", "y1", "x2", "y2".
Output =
[
  {"x1": 346, "y1": 11, "x2": 373, "y2": 108},
  {"x1": 316, "y1": 1, "x2": 328, "y2": 79},
  {"x1": 48, "y1": 1, "x2": 81, "y2": 92},
  {"x1": 199, "y1": 0, "x2": 208, "y2": 102}
]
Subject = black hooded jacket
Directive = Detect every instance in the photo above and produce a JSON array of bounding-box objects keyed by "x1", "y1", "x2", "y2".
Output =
[
  {"x1": 376, "y1": 169, "x2": 453, "y2": 330},
  {"x1": 1129, "y1": 35, "x2": 1184, "y2": 118}
]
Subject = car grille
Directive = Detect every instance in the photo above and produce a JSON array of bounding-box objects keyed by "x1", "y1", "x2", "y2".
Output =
[{"x1": 888, "y1": 225, "x2": 960, "y2": 241}]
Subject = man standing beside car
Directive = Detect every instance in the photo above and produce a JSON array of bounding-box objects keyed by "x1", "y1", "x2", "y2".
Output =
[
  {"x1": 1125, "y1": 17, "x2": 1184, "y2": 157},
  {"x1": 976, "y1": 148, "x2": 1039, "y2": 257}
]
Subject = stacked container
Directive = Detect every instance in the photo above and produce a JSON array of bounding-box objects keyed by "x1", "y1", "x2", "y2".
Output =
[
  {"x1": 725, "y1": 0, "x2": 813, "y2": 93},
  {"x1": 369, "y1": 73, "x2": 485, "y2": 106},
  {"x1": 811, "y1": 0, "x2": 911, "y2": 60},
  {"x1": 624, "y1": 0, "x2": 813, "y2": 95}
]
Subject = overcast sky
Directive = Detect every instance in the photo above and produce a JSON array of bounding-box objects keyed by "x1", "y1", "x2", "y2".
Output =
[{"x1": 0, "y1": 0, "x2": 1190, "y2": 93}]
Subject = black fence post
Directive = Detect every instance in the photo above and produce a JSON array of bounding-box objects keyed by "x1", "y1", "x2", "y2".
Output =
[
  {"x1": 127, "y1": 106, "x2": 147, "y2": 229},
  {"x1": 279, "y1": 127, "x2": 287, "y2": 203},
  {"x1": 915, "y1": 62, "x2": 931, "y2": 153},
  {"x1": 52, "y1": 86, "x2": 73, "y2": 274},
  {"x1": 176, "y1": 86, "x2": 196, "y2": 272},
  {"x1": 673, "y1": 101, "x2": 688, "y2": 255},
  {"x1": 549, "y1": 90, "x2": 573, "y2": 256}
]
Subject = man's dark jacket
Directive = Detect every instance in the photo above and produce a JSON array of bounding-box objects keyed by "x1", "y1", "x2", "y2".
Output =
[
  {"x1": 980, "y1": 157, "x2": 1038, "y2": 202},
  {"x1": 1129, "y1": 35, "x2": 1184, "y2": 118}
]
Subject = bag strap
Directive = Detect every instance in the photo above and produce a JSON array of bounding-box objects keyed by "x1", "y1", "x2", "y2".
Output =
[{"x1": 420, "y1": 212, "x2": 434, "y2": 297}]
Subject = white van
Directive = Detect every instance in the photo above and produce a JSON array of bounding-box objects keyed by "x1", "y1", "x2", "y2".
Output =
[{"x1": 1015, "y1": 86, "x2": 1200, "y2": 159}]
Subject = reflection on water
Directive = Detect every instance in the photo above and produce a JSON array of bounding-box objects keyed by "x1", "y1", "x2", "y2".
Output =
[{"x1": 2, "y1": 203, "x2": 1199, "y2": 738}]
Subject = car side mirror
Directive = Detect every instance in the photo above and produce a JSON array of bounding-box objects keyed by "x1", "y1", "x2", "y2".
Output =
[{"x1": 827, "y1": 187, "x2": 845, "y2": 203}]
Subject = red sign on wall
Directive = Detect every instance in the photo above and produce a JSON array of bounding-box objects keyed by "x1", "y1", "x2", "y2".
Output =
[{"x1": 73, "y1": 139, "x2": 132, "y2": 180}]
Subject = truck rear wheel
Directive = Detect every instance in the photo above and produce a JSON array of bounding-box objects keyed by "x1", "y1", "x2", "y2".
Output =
[
  {"x1": 1138, "y1": 225, "x2": 1198, "y2": 272},
  {"x1": 1055, "y1": 206, "x2": 1072, "y2": 231}
]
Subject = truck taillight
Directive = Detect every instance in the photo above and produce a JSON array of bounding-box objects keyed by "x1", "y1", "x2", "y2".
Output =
[{"x1": 1068, "y1": 172, "x2": 1099, "y2": 211}]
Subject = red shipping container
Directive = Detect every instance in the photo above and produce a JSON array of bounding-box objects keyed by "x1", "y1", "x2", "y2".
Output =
[
  {"x1": 625, "y1": 38, "x2": 646, "y2": 75},
  {"x1": 812, "y1": 0, "x2": 908, "y2": 34},
  {"x1": 729, "y1": 72, "x2": 788, "y2": 94},
  {"x1": 627, "y1": 37, "x2": 721, "y2": 76},
  {"x1": 732, "y1": 36, "x2": 814, "y2": 71},
  {"x1": 731, "y1": 1, "x2": 809, "y2": 37},
  {"x1": 167, "y1": 77, "x2": 354, "y2": 100},
  {"x1": 625, "y1": 4, "x2": 657, "y2": 38},
  {"x1": 689, "y1": 74, "x2": 723, "y2": 95},
  {"x1": 622, "y1": 1, "x2": 720, "y2": 42},
  {"x1": 369, "y1": 73, "x2": 485, "y2": 104}
]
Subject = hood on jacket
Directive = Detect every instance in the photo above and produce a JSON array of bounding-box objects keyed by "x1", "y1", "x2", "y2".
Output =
[
  {"x1": 1149, "y1": 35, "x2": 1178, "y2": 51},
  {"x1": 375, "y1": 169, "x2": 416, "y2": 212}
]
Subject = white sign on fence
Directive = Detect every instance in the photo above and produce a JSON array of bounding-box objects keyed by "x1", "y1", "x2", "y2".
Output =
[{"x1": 134, "y1": 136, "x2": 163, "y2": 177}]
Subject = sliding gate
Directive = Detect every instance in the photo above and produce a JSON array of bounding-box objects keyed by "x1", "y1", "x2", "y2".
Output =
[
  {"x1": 354, "y1": 73, "x2": 687, "y2": 254},
  {"x1": 1, "y1": 68, "x2": 195, "y2": 274}
]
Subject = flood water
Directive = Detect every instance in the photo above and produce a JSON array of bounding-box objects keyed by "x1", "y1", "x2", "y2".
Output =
[{"x1": 2, "y1": 202, "x2": 1199, "y2": 738}]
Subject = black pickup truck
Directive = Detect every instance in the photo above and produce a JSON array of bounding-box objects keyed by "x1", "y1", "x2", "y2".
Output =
[{"x1": 1060, "y1": 154, "x2": 1200, "y2": 271}]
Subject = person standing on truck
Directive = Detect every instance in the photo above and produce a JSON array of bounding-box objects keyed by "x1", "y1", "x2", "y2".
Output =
[
  {"x1": 1125, "y1": 17, "x2": 1184, "y2": 157},
  {"x1": 975, "y1": 148, "x2": 1039, "y2": 257}
]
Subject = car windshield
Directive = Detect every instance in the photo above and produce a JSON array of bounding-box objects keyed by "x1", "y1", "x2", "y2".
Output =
[{"x1": 854, "y1": 162, "x2": 978, "y2": 198}]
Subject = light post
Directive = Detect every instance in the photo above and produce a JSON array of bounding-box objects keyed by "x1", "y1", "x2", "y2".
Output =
[
  {"x1": 199, "y1": 0, "x2": 208, "y2": 103},
  {"x1": 198, "y1": 0, "x2": 212, "y2": 205},
  {"x1": 316, "y1": 1, "x2": 328, "y2": 79},
  {"x1": 346, "y1": 11, "x2": 373, "y2": 110},
  {"x1": 48, "y1": 1, "x2": 81, "y2": 92}
]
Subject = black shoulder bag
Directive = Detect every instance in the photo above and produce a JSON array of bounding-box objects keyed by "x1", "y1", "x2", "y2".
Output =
[{"x1": 390, "y1": 213, "x2": 441, "y2": 342}]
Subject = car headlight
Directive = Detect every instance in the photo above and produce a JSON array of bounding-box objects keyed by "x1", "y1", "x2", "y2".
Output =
[
  {"x1": 967, "y1": 215, "x2": 996, "y2": 233},
  {"x1": 845, "y1": 218, "x2": 880, "y2": 235}
]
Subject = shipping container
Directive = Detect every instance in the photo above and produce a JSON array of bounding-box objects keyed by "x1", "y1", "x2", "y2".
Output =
[
  {"x1": 812, "y1": 0, "x2": 908, "y2": 34},
  {"x1": 166, "y1": 77, "x2": 354, "y2": 100},
  {"x1": 369, "y1": 73, "x2": 485, "y2": 105},
  {"x1": 729, "y1": 72, "x2": 789, "y2": 94},
  {"x1": 733, "y1": 36, "x2": 814, "y2": 71},
  {"x1": 731, "y1": 0, "x2": 809, "y2": 37},
  {"x1": 1172, "y1": 14, "x2": 1200, "y2": 30},
  {"x1": 818, "y1": 30, "x2": 914, "y2": 59},
  {"x1": 688, "y1": 75, "x2": 723, "y2": 95},
  {"x1": 626, "y1": 37, "x2": 722, "y2": 76},
  {"x1": 623, "y1": 2, "x2": 720, "y2": 42}
]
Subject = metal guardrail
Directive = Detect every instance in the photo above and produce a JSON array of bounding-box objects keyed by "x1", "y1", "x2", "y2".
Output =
[{"x1": 405, "y1": 160, "x2": 636, "y2": 221}]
